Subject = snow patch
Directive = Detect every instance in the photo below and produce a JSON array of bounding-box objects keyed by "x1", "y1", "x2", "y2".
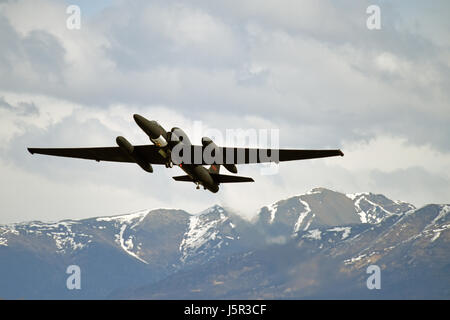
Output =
[
  {"x1": 354, "y1": 196, "x2": 368, "y2": 223},
  {"x1": 327, "y1": 227, "x2": 352, "y2": 240},
  {"x1": 432, "y1": 205, "x2": 450, "y2": 225},
  {"x1": 0, "y1": 237, "x2": 7, "y2": 246},
  {"x1": 430, "y1": 223, "x2": 450, "y2": 243},
  {"x1": 303, "y1": 213, "x2": 315, "y2": 231},
  {"x1": 306, "y1": 188, "x2": 322, "y2": 195},
  {"x1": 351, "y1": 193, "x2": 393, "y2": 224},
  {"x1": 293, "y1": 198, "x2": 311, "y2": 233},
  {"x1": 179, "y1": 213, "x2": 229, "y2": 263},
  {"x1": 346, "y1": 192, "x2": 369, "y2": 201},
  {"x1": 267, "y1": 203, "x2": 278, "y2": 224},
  {"x1": 96, "y1": 209, "x2": 149, "y2": 225},
  {"x1": 0, "y1": 226, "x2": 21, "y2": 246},
  {"x1": 200, "y1": 205, "x2": 225, "y2": 215},
  {"x1": 98, "y1": 210, "x2": 149, "y2": 264},
  {"x1": 52, "y1": 231, "x2": 88, "y2": 252},
  {"x1": 344, "y1": 253, "x2": 367, "y2": 265},
  {"x1": 116, "y1": 224, "x2": 148, "y2": 264},
  {"x1": 303, "y1": 229, "x2": 322, "y2": 240},
  {"x1": 13, "y1": 221, "x2": 92, "y2": 253}
]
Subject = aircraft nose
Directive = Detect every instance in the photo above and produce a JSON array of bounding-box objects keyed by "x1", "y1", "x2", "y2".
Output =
[
  {"x1": 133, "y1": 114, "x2": 152, "y2": 129},
  {"x1": 133, "y1": 114, "x2": 161, "y2": 139},
  {"x1": 133, "y1": 114, "x2": 144, "y2": 124}
]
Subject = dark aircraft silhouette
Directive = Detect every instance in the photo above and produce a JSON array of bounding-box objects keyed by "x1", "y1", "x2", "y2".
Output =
[{"x1": 27, "y1": 114, "x2": 344, "y2": 193}]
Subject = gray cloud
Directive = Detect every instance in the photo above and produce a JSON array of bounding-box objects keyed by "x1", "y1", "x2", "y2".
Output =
[
  {"x1": 1, "y1": 1, "x2": 448, "y2": 149},
  {"x1": 0, "y1": 0, "x2": 449, "y2": 222},
  {"x1": 0, "y1": 96, "x2": 39, "y2": 116},
  {"x1": 0, "y1": 14, "x2": 66, "y2": 95},
  {"x1": 369, "y1": 167, "x2": 450, "y2": 206}
]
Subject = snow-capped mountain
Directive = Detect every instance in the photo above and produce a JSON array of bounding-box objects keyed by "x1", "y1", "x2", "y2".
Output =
[
  {"x1": 0, "y1": 188, "x2": 448, "y2": 299},
  {"x1": 0, "y1": 205, "x2": 252, "y2": 299},
  {"x1": 179, "y1": 205, "x2": 244, "y2": 264},
  {"x1": 95, "y1": 209, "x2": 151, "y2": 264},
  {"x1": 127, "y1": 203, "x2": 449, "y2": 300},
  {"x1": 346, "y1": 192, "x2": 415, "y2": 223},
  {"x1": 254, "y1": 188, "x2": 416, "y2": 240},
  {"x1": 341, "y1": 204, "x2": 450, "y2": 268},
  {"x1": 0, "y1": 206, "x2": 250, "y2": 269}
]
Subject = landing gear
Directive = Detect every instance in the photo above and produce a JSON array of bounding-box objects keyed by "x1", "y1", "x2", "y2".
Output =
[
  {"x1": 196, "y1": 182, "x2": 200, "y2": 190},
  {"x1": 165, "y1": 161, "x2": 173, "y2": 168}
]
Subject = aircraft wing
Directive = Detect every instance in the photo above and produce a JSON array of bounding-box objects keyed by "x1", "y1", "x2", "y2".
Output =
[
  {"x1": 185, "y1": 146, "x2": 344, "y2": 164},
  {"x1": 27, "y1": 145, "x2": 167, "y2": 164},
  {"x1": 28, "y1": 145, "x2": 343, "y2": 165}
]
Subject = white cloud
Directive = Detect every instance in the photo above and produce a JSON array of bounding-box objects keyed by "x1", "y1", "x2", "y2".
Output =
[
  {"x1": 335, "y1": 135, "x2": 450, "y2": 176},
  {"x1": 0, "y1": 91, "x2": 77, "y2": 145},
  {"x1": 0, "y1": 158, "x2": 169, "y2": 224},
  {"x1": 0, "y1": 0, "x2": 449, "y2": 223}
]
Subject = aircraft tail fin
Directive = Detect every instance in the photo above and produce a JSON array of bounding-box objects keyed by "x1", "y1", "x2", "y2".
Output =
[{"x1": 208, "y1": 164, "x2": 220, "y2": 174}]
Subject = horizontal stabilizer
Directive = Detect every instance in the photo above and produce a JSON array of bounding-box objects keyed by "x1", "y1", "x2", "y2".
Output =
[
  {"x1": 211, "y1": 173, "x2": 254, "y2": 183},
  {"x1": 172, "y1": 174, "x2": 254, "y2": 183},
  {"x1": 172, "y1": 175, "x2": 194, "y2": 182}
]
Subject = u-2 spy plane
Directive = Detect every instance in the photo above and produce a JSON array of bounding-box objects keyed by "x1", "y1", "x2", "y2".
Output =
[{"x1": 28, "y1": 114, "x2": 344, "y2": 193}]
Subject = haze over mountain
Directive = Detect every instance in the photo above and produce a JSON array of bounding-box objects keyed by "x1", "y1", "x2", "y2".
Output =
[{"x1": 0, "y1": 188, "x2": 448, "y2": 299}]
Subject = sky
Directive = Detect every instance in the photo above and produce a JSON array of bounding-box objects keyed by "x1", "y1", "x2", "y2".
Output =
[{"x1": 0, "y1": 0, "x2": 449, "y2": 223}]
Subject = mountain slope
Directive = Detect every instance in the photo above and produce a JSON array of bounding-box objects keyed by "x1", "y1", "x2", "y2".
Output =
[
  {"x1": 0, "y1": 206, "x2": 251, "y2": 299},
  {"x1": 254, "y1": 188, "x2": 415, "y2": 241},
  {"x1": 126, "y1": 204, "x2": 449, "y2": 299},
  {"x1": 0, "y1": 188, "x2": 447, "y2": 299}
]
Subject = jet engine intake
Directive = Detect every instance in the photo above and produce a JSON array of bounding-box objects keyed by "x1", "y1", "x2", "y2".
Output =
[{"x1": 116, "y1": 136, "x2": 153, "y2": 173}]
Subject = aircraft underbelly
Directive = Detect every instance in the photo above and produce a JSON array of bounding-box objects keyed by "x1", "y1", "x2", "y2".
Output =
[{"x1": 181, "y1": 164, "x2": 219, "y2": 193}]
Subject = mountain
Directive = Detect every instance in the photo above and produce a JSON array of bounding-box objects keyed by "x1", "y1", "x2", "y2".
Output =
[
  {"x1": 0, "y1": 188, "x2": 448, "y2": 299},
  {"x1": 254, "y1": 188, "x2": 415, "y2": 242},
  {"x1": 0, "y1": 205, "x2": 253, "y2": 299}
]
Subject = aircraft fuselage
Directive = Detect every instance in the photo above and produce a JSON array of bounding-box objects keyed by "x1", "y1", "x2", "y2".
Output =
[
  {"x1": 133, "y1": 114, "x2": 219, "y2": 192},
  {"x1": 178, "y1": 164, "x2": 219, "y2": 193}
]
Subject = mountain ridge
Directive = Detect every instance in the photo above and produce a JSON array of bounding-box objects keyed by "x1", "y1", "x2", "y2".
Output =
[{"x1": 0, "y1": 188, "x2": 448, "y2": 299}]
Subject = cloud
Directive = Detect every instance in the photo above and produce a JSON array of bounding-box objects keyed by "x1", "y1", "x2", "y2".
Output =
[
  {"x1": 0, "y1": 0, "x2": 449, "y2": 223},
  {"x1": 0, "y1": 96, "x2": 39, "y2": 116},
  {"x1": 369, "y1": 167, "x2": 450, "y2": 207},
  {"x1": 0, "y1": 157, "x2": 170, "y2": 224},
  {"x1": 336, "y1": 135, "x2": 450, "y2": 176}
]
